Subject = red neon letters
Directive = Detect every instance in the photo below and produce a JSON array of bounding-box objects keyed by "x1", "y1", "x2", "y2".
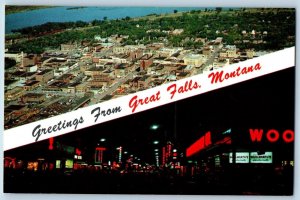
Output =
[{"x1": 249, "y1": 129, "x2": 294, "y2": 143}]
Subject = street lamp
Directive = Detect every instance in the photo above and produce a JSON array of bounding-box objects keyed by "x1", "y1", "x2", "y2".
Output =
[
  {"x1": 100, "y1": 138, "x2": 106, "y2": 142},
  {"x1": 150, "y1": 124, "x2": 159, "y2": 130},
  {"x1": 153, "y1": 140, "x2": 159, "y2": 145}
]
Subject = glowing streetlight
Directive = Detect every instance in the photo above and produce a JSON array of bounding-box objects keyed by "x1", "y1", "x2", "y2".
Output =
[
  {"x1": 100, "y1": 138, "x2": 106, "y2": 142},
  {"x1": 154, "y1": 149, "x2": 159, "y2": 152},
  {"x1": 153, "y1": 140, "x2": 159, "y2": 145},
  {"x1": 150, "y1": 124, "x2": 159, "y2": 130}
]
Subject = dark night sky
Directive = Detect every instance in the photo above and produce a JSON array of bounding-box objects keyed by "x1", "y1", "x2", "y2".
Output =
[{"x1": 5, "y1": 67, "x2": 295, "y2": 165}]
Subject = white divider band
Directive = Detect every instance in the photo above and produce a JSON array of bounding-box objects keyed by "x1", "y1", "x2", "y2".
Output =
[{"x1": 3, "y1": 47, "x2": 295, "y2": 151}]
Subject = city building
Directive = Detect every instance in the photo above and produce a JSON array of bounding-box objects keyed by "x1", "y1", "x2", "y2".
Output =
[
  {"x1": 171, "y1": 29, "x2": 184, "y2": 35},
  {"x1": 5, "y1": 51, "x2": 24, "y2": 63},
  {"x1": 57, "y1": 74, "x2": 74, "y2": 83},
  {"x1": 19, "y1": 72, "x2": 37, "y2": 82},
  {"x1": 35, "y1": 69, "x2": 54, "y2": 83},
  {"x1": 22, "y1": 54, "x2": 39, "y2": 67},
  {"x1": 219, "y1": 45, "x2": 238, "y2": 59},
  {"x1": 84, "y1": 67, "x2": 106, "y2": 77},
  {"x1": 21, "y1": 93, "x2": 46, "y2": 103},
  {"x1": 114, "y1": 63, "x2": 129, "y2": 77},
  {"x1": 140, "y1": 54, "x2": 154, "y2": 70},
  {"x1": 202, "y1": 47, "x2": 212, "y2": 56},
  {"x1": 5, "y1": 79, "x2": 21, "y2": 90},
  {"x1": 23, "y1": 64, "x2": 38, "y2": 72},
  {"x1": 5, "y1": 86, "x2": 25, "y2": 101},
  {"x1": 75, "y1": 83, "x2": 89, "y2": 93},
  {"x1": 4, "y1": 104, "x2": 28, "y2": 121},
  {"x1": 61, "y1": 43, "x2": 77, "y2": 51},
  {"x1": 183, "y1": 54, "x2": 206, "y2": 68},
  {"x1": 23, "y1": 80, "x2": 40, "y2": 91}
]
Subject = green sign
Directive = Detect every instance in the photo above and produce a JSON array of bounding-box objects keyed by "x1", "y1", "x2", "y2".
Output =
[{"x1": 250, "y1": 152, "x2": 272, "y2": 163}]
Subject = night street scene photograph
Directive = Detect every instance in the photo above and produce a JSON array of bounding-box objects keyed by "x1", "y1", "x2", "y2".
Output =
[
  {"x1": 4, "y1": 6, "x2": 295, "y2": 195},
  {"x1": 4, "y1": 67, "x2": 295, "y2": 195}
]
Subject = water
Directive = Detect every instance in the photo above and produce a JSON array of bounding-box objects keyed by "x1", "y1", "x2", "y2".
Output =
[{"x1": 6, "y1": 7, "x2": 206, "y2": 34}]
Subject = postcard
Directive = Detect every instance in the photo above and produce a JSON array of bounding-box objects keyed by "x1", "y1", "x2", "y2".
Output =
[{"x1": 3, "y1": 6, "x2": 295, "y2": 195}]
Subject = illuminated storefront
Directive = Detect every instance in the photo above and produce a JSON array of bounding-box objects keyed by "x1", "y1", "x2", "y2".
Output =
[
  {"x1": 185, "y1": 128, "x2": 294, "y2": 175},
  {"x1": 4, "y1": 138, "x2": 83, "y2": 172}
]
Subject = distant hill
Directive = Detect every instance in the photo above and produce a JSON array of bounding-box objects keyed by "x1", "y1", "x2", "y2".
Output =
[{"x1": 5, "y1": 6, "x2": 54, "y2": 15}]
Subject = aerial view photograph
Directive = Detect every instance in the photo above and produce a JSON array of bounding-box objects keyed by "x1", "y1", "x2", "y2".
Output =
[{"x1": 3, "y1": 6, "x2": 295, "y2": 195}]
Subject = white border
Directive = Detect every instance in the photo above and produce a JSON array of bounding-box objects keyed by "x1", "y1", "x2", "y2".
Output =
[{"x1": 1, "y1": 1, "x2": 299, "y2": 200}]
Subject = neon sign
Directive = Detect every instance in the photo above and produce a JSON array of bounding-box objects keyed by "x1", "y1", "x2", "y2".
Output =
[
  {"x1": 95, "y1": 147, "x2": 106, "y2": 163},
  {"x1": 186, "y1": 131, "x2": 211, "y2": 157},
  {"x1": 249, "y1": 129, "x2": 294, "y2": 143}
]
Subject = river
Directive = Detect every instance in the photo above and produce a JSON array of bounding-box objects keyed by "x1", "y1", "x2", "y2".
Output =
[{"x1": 6, "y1": 6, "x2": 208, "y2": 34}]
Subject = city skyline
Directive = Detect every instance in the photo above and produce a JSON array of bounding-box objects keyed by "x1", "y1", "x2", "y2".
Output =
[{"x1": 4, "y1": 7, "x2": 295, "y2": 129}]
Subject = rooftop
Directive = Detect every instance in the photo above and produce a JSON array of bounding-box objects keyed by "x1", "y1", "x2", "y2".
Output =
[
  {"x1": 24, "y1": 65, "x2": 36, "y2": 68},
  {"x1": 177, "y1": 65, "x2": 187, "y2": 71},
  {"x1": 58, "y1": 74, "x2": 73, "y2": 80},
  {"x1": 36, "y1": 69, "x2": 53, "y2": 75},
  {"x1": 177, "y1": 72, "x2": 189, "y2": 77},
  {"x1": 132, "y1": 77, "x2": 142, "y2": 82},
  {"x1": 87, "y1": 67, "x2": 105, "y2": 72},
  {"x1": 50, "y1": 58, "x2": 67, "y2": 63},
  {"x1": 23, "y1": 93, "x2": 45, "y2": 98},
  {"x1": 5, "y1": 79, "x2": 18, "y2": 86},
  {"x1": 68, "y1": 82, "x2": 81, "y2": 87},
  {"x1": 184, "y1": 54, "x2": 204, "y2": 59},
  {"x1": 12, "y1": 71, "x2": 26, "y2": 76},
  {"x1": 24, "y1": 81, "x2": 40, "y2": 86},
  {"x1": 20, "y1": 72, "x2": 36, "y2": 77},
  {"x1": 115, "y1": 63, "x2": 128, "y2": 69},
  {"x1": 49, "y1": 81, "x2": 68, "y2": 87},
  {"x1": 5, "y1": 104, "x2": 27, "y2": 112}
]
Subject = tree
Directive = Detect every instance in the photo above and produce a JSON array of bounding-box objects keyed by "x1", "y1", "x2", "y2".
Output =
[
  {"x1": 5, "y1": 58, "x2": 16, "y2": 69},
  {"x1": 174, "y1": 10, "x2": 178, "y2": 14},
  {"x1": 216, "y1": 7, "x2": 222, "y2": 13}
]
